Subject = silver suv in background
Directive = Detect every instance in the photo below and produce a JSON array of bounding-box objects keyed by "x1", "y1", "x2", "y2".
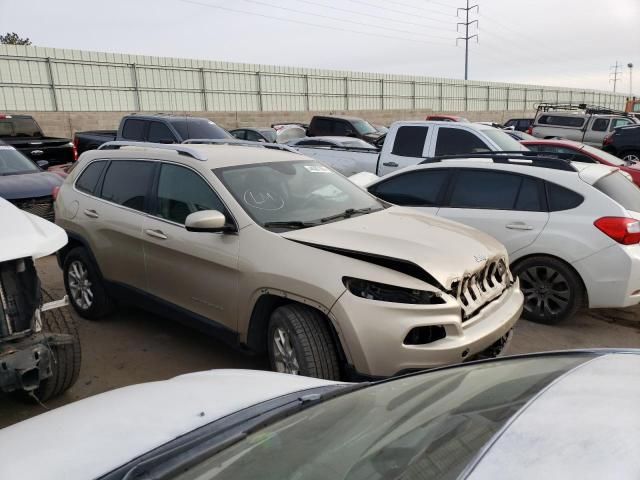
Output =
[
  {"x1": 54, "y1": 142, "x2": 523, "y2": 380},
  {"x1": 530, "y1": 103, "x2": 638, "y2": 146}
]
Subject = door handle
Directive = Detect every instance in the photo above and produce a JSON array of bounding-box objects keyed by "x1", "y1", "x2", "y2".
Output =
[
  {"x1": 382, "y1": 162, "x2": 399, "y2": 167},
  {"x1": 83, "y1": 209, "x2": 99, "y2": 218},
  {"x1": 506, "y1": 222, "x2": 533, "y2": 231},
  {"x1": 144, "y1": 229, "x2": 168, "y2": 240}
]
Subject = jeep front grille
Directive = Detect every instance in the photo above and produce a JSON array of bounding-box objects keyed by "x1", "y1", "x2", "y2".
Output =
[
  {"x1": 450, "y1": 258, "x2": 510, "y2": 321},
  {"x1": 10, "y1": 196, "x2": 54, "y2": 222}
]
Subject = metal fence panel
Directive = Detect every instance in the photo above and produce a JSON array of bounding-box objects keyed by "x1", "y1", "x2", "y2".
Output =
[{"x1": 0, "y1": 45, "x2": 629, "y2": 113}]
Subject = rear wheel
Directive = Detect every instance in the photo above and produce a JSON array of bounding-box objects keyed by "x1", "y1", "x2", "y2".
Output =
[
  {"x1": 33, "y1": 289, "x2": 82, "y2": 402},
  {"x1": 267, "y1": 304, "x2": 341, "y2": 380},
  {"x1": 513, "y1": 256, "x2": 583, "y2": 324},
  {"x1": 621, "y1": 150, "x2": 640, "y2": 163},
  {"x1": 63, "y1": 247, "x2": 114, "y2": 319}
]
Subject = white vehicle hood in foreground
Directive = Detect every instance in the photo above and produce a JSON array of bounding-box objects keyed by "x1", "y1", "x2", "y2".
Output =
[
  {"x1": 283, "y1": 206, "x2": 507, "y2": 289},
  {"x1": 0, "y1": 197, "x2": 67, "y2": 262},
  {"x1": 0, "y1": 369, "x2": 340, "y2": 480}
]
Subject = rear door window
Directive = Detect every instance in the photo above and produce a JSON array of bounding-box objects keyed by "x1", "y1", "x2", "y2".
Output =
[
  {"x1": 435, "y1": 128, "x2": 491, "y2": 156},
  {"x1": 449, "y1": 170, "x2": 522, "y2": 210},
  {"x1": 391, "y1": 126, "x2": 428, "y2": 157},
  {"x1": 311, "y1": 119, "x2": 332, "y2": 136},
  {"x1": 332, "y1": 122, "x2": 350, "y2": 136},
  {"x1": 545, "y1": 182, "x2": 584, "y2": 211},
  {"x1": 594, "y1": 172, "x2": 640, "y2": 212},
  {"x1": 100, "y1": 160, "x2": 155, "y2": 212},
  {"x1": 369, "y1": 169, "x2": 450, "y2": 206},
  {"x1": 75, "y1": 160, "x2": 107, "y2": 195},
  {"x1": 147, "y1": 122, "x2": 177, "y2": 143},
  {"x1": 591, "y1": 118, "x2": 610, "y2": 132},
  {"x1": 121, "y1": 119, "x2": 146, "y2": 141}
]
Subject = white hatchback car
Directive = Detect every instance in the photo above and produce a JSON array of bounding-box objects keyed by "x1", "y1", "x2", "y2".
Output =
[{"x1": 358, "y1": 155, "x2": 640, "y2": 324}]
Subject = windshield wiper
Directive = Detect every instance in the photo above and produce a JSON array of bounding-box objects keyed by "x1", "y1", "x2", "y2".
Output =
[
  {"x1": 263, "y1": 220, "x2": 319, "y2": 230},
  {"x1": 320, "y1": 207, "x2": 380, "y2": 223}
]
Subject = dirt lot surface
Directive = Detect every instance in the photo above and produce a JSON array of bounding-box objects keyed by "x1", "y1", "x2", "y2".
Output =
[{"x1": 2, "y1": 255, "x2": 640, "y2": 429}]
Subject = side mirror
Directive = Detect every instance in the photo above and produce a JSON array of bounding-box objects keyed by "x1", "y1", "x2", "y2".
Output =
[
  {"x1": 185, "y1": 210, "x2": 233, "y2": 233},
  {"x1": 36, "y1": 160, "x2": 49, "y2": 169}
]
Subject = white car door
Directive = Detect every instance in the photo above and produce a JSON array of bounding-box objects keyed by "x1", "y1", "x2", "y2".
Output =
[
  {"x1": 436, "y1": 169, "x2": 549, "y2": 256},
  {"x1": 377, "y1": 125, "x2": 433, "y2": 176}
]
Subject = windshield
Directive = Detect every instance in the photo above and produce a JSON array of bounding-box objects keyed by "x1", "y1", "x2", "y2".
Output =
[
  {"x1": 216, "y1": 161, "x2": 383, "y2": 229},
  {"x1": 0, "y1": 117, "x2": 43, "y2": 137},
  {"x1": 173, "y1": 354, "x2": 590, "y2": 480},
  {"x1": 594, "y1": 171, "x2": 640, "y2": 212},
  {"x1": 0, "y1": 146, "x2": 40, "y2": 175},
  {"x1": 351, "y1": 119, "x2": 377, "y2": 135},
  {"x1": 482, "y1": 128, "x2": 529, "y2": 151},
  {"x1": 171, "y1": 118, "x2": 232, "y2": 140},
  {"x1": 581, "y1": 145, "x2": 626, "y2": 166}
]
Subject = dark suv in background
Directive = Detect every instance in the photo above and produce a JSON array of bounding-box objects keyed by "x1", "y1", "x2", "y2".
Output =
[
  {"x1": 603, "y1": 124, "x2": 640, "y2": 163},
  {"x1": 504, "y1": 118, "x2": 534, "y2": 132},
  {"x1": 307, "y1": 115, "x2": 384, "y2": 145}
]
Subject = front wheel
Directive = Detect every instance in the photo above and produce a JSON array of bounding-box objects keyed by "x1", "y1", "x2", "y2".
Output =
[
  {"x1": 33, "y1": 289, "x2": 82, "y2": 402},
  {"x1": 267, "y1": 304, "x2": 341, "y2": 380},
  {"x1": 513, "y1": 256, "x2": 583, "y2": 324}
]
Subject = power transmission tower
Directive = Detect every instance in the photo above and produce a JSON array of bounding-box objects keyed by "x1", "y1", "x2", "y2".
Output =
[
  {"x1": 610, "y1": 61, "x2": 621, "y2": 93},
  {"x1": 457, "y1": 0, "x2": 479, "y2": 81}
]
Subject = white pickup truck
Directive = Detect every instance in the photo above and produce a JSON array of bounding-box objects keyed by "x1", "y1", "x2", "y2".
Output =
[{"x1": 292, "y1": 121, "x2": 527, "y2": 177}]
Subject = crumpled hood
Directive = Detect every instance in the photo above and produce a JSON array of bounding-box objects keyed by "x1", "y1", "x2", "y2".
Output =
[
  {"x1": 282, "y1": 206, "x2": 507, "y2": 289},
  {"x1": 0, "y1": 170, "x2": 63, "y2": 200},
  {"x1": 0, "y1": 197, "x2": 67, "y2": 262}
]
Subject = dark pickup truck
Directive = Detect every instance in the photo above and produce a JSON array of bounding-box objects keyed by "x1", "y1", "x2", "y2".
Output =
[
  {"x1": 0, "y1": 114, "x2": 75, "y2": 167},
  {"x1": 74, "y1": 114, "x2": 232, "y2": 155},
  {"x1": 307, "y1": 115, "x2": 385, "y2": 145}
]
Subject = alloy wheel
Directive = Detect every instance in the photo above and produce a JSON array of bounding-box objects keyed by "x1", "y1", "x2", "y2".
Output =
[
  {"x1": 519, "y1": 266, "x2": 570, "y2": 318},
  {"x1": 623, "y1": 153, "x2": 640, "y2": 163},
  {"x1": 272, "y1": 327, "x2": 300, "y2": 375},
  {"x1": 67, "y1": 260, "x2": 94, "y2": 310}
]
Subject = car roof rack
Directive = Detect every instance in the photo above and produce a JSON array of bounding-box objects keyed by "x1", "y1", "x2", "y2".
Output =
[
  {"x1": 183, "y1": 138, "x2": 299, "y2": 154},
  {"x1": 98, "y1": 141, "x2": 208, "y2": 161},
  {"x1": 535, "y1": 102, "x2": 631, "y2": 117},
  {"x1": 419, "y1": 152, "x2": 578, "y2": 172}
]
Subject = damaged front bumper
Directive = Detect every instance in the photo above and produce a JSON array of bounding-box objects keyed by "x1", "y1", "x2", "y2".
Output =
[{"x1": 0, "y1": 297, "x2": 74, "y2": 394}]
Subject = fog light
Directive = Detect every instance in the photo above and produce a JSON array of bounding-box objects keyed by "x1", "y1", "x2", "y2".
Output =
[{"x1": 404, "y1": 326, "x2": 446, "y2": 345}]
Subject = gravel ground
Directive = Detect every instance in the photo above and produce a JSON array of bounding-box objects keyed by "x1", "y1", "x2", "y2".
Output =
[{"x1": 2, "y1": 255, "x2": 639, "y2": 429}]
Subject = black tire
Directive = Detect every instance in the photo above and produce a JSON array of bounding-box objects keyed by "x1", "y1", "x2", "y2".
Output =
[
  {"x1": 33, "y1": 289, "x2": 82, "y2": 402},
  {"x1": 62, "y1": 246, "x2": 114, "y2": 319},
  {"x1": 621, "y1": 150, "x2": 640, "y2": 163},
  {"x1": 267, "y1": 304, "x2": 341, "y2": 380},
  {"x1": 512, "y1": 256, "x2": 584, "y2": 325}
]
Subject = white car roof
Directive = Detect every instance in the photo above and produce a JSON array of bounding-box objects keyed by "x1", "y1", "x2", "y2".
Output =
[
  {"x1": 0, "y1": 198, "x2": 67, "y2": 262},
  {"x1": 0, "y1": 370, "x2": 340, "y2": 480}
]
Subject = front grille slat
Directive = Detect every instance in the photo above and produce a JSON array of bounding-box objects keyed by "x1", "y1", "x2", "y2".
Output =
[
  {"x1": 450, "y1": 258, "x2": 511, "y2": 322},
  {"x1": 10, "y1": 196, "x2": 55, "y2": 222}
]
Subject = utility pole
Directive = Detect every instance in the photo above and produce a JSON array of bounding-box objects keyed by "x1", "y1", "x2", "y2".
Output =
[
  {"x1": 457, "y1": 0, "x2": 478, "y2": 81},
  {"x1": 628, "y1": 63, "x2": 634, "y2": 96},
  {"x1": 610, "y1": 61, "x2": 621, "y2": 93}
]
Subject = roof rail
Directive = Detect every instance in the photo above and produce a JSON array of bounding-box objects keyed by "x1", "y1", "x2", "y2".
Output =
[
  {"x1": 419, "y1": 152, "x2": 577, "y2": 172},
  {"x1": 183, "y1": 138, "x2": 299, "y2": 154},
  {"x1": 97, "y1": 141, "x2": 208, "y2": 161}
]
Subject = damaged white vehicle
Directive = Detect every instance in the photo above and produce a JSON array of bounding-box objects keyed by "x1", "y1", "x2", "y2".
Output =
[{"x1": 0, "y1": 198, "x2": 81, "y2": 401}]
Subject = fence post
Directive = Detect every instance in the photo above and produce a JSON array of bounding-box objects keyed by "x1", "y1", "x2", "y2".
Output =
[
  {"x1": 46, "y1": 57, "x2": 58, "y2": 111},
  {"x1": 304, "y1": 74, "x2": 310, "y2": 111},
  {"x1": 505, "y1": 87, "x2": 510, "y2": 111},
  {"x1": 464, "y1": 84, "x2": 468, "y2": 112},
  {"x1": 130, "y1": 63, "x2": 141, "y2": 111},
  {"x1": 199, "y1": 68, "x2": 208, "y2": 111},
  {"x1": 439, "y1": 82, "x2": 443, "y2": 111},
  {"x1": 486, "y1": 85, "x2": 490, "y2": 111},
  {"x1": 412, "y1": 81, "x2": 416, "y2": 110},
  {"x1": 256, "y1": 72, "x2": 263, "y2": 111},
  {"x1": 344, "y1": 76, "x2": 349, "y2": 110},
  {"x1": 524, "y1": 88, "x2": 528, "y2": 112},
  {"x1": 380, "y1": 79, "x2": 384, "y2": 110}
]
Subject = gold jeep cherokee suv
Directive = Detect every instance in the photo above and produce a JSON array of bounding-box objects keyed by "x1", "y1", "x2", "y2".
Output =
[{"x1": 55, "y1": 142, "x2": 523, "y2": 379}]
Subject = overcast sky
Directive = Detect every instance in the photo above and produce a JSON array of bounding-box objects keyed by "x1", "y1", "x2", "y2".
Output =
[{"x1": 1, "y1": 0, "x2": 638, "y2": 93}]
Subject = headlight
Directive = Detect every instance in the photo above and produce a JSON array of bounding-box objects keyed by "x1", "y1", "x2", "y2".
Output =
[{"x1": 343, "y1": 277, "x2": 445, "y2": 304}]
